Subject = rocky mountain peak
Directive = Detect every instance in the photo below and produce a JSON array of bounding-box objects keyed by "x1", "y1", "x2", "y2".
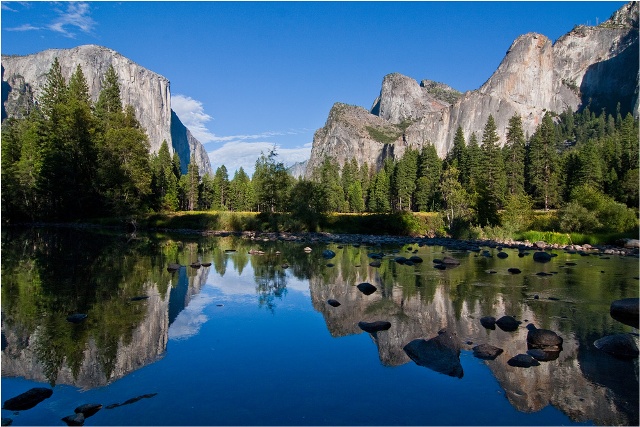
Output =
[
  {"x1": 307, "y1": 2, "x2": 638, "y2": 174},
  {"x1": 1, "y1": 44, "x2": 211, "y2": 175}
]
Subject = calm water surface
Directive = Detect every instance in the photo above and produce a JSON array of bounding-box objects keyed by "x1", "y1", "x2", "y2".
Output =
[{"x1": 1, "y1": 228, "x2": 638, "y2": 426}]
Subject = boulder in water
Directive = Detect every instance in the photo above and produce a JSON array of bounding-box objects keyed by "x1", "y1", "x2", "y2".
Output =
[
  {"x1": 357, "y1": 283, "x2": 377, "y2": 295},
  {"x1": 2, "y1": 387, "x2": 53, "y2": 411},
  {"x1": 610, "y1": 298, "x2": 639, "y2": 328},
  {"x1": 358, "y1": 321, "x2": 392, "y2": 333}
]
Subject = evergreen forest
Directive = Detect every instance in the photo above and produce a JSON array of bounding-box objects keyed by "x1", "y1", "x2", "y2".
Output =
[{"x1": 2, "y1": 60, "x2": 638, "y2": 238}]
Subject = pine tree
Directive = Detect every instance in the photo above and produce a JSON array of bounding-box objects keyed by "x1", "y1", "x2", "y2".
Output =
[
  {"x1": 392, "y1": 148, "x2": 418, "y2": 211},
  {"x1": 477, "y1": 115, "x2": 506, "y2": 225},
  {"x1": 446, "y1": 126, "x2": 467, "y2": 169},
  {"x1": 253, "y1": 147, "x2": 291, "y2": 212},
  {"x1": 504, "y1": 114, "x2": 526, "y2": 196},
  {"x1": 186, "y1": 154, "x2": 200, "y2": 211},
  {"x1": 367, "y1": 168, "x2": 391, "y2": 213},
  {"x1": 464, "y1": 132, "x2": 482, "y2": 195},
  {"x1": 95, "y1": 65, "x2": 122, "y2": 122},
  {"x1": 212, "y1": 165, "x2": 229, "y2": 209},
  {"x1": 415, "y1": 144, "x2": 442, "y2": 211},
  {"x1": 526, "y1": 113, "x2": 559, "y2": 210}
]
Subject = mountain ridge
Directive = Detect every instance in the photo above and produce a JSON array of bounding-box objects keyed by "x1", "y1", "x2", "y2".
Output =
[{"x1": 305, "y1": 2, "x2": 639, "y2": 177}]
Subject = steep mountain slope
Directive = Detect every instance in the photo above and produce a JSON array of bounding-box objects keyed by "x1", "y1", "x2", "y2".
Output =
[
  {"x1": 307, "y1": 2, "x2": 638, "y2": 176},
  {"x1": 1, "y1": 44, "x2": 211, "y2": 175}
]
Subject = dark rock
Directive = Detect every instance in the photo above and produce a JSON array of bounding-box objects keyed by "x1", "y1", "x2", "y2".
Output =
[
  {"x1": 507, "y1": 268, "x2": 521, "y2": 274},
  {"x1": 536, "y1": 272, "x2": 553, "y2": 276},
  {"x1": 594, "y1": 333, "x2": 639, "y2": 359},
  {"x1": 433, "y1": 264, "x2": 447, "y2": 270},
  {"x1": 326, "y1": 263, "x2": 334, "y2": 267},
  {"x1": 190, "y1": 262, "x2": 201, "y2": 268},
  {"x1": 403, "y1": 331, "x2": 463, "y2": 378},
  {"x1": 2, "y1": 387, "x2": 53, "y2": 411},
  {"x1": 548, "y1": 296, "x2": 560, "y2": 301},
  {"x1": 367, "y1": 252, "x2": 383, "y2": 259},
  {"x1": 356, "y1": 282, "x2": 377, "y2": 295},
  {"x1": 518, "y1": 253, "x2": 525, "y2": 258},
  {"x1": 565, "y1": 262, "x2": 577, "y2": 266},
  {"x1": 533, "y1": 251, "x2": 553, "y2": 263},
  {"x1": 481, "y1": 250, "x2": 492, "y2": 258},
  {"x1": 369, "y1": 260, "x2": 382, "y2": 268},
  {"x1": 480, "y1": 316, "x2": 496, "y2": 329},
  {"x1": 201, "y1": 262, "x2": 212, "y2": 267},
  {"x1": 74, "y1": 403, "x2": 103, "y2": 418},
  {"x1": 496, "y1": 252, "x2": 508, "y2": 259},
  {"x1": 358, "y1": 321, "x2": 392, "y2": 333},
  {"x1": 61, "y1": 413, "x2": 85, "y2": 426},
  {"x1": 526, "y1": 325, "x2": 563, "y2": 349},
  {"x1": 495, "y1": 315, "x2": 521, "y2": 332},
  {"x1": 610, "y1": 298, "x2": 639, "y2": 328},
  {"x1": 322, "y1": 249, "x2": 336, "y2": 259},
  {"x1": 487, "y1": 270, "x2": 497, "y2": 274},
  {"x1": 433, "y1": 258, "x2": 443, "y2": 264},
  {"x1": 1, "y1": 418, "x2": 12, "y2": 426},
  {"x1": 404, "y1": 260, "x2": 415, "y2": 266},
  {"x1": 224, "y1": 249, "x2": 236, "y2": 253},
  {"x1": 130, "y1": 296, "x2": 149, "y2": 301},
  {"x1": 281, "y1": 263, "x2": 289, "y2": 269},
  {"x1": 526, "y1": 348, "x2": 560, "y2": 361},
  {"x1": 441, "y1": 256, "x2": 460, "y2": 265},
  {"x1": 167, "y1": 263, "x2": 181, "y2": 272},
  {"x1": 394, "y1": 256, "x2": 408, "y2": 264},
  {"x1": 472, "y1": 343, "x2": 503, "y2": 360},
  {"x1": 327, "y1": 299, "x2": 341, "y2": 307},
  {"x1": 66, "y1": 314, "x2": 87, "y2": 324},
  {"x1": 507, "y1": 353, "x2": 541, "y2": 368},
  {"x1": 409, "y1": 256, "x2": 423, "y2": 263}
]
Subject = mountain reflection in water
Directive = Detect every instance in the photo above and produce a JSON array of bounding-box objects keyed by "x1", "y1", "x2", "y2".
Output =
[{"x1": 1, "y1": 228, "x2": 638, "y2": 426}]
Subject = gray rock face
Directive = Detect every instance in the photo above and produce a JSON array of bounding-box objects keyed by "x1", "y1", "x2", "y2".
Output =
[
  {"x1": 307, "y1": 2, "x2": 638, "y2": 172},
  {"x1": 1, "y1": 44, "x2": 211, "y2": 175}
]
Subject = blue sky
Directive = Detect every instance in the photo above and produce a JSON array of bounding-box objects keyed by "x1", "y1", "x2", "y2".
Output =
[{"x1": 1, "y1": 1, "x2": 627, "y2": 174}]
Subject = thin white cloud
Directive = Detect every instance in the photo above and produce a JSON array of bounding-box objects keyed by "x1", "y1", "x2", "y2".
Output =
[
  {"x1": 207, "y1": 141, "x2": 312, "y2": 176},
  {"x1": 1, "y1": 4, "x2": 17, "y2": 12},
  {"x1": 48, "y1": 2, "x2": 96, "y2": 38},
  {"x1": 171, "y1": 94, "x2": 217, "y2": 144},
  {"x1": 5, "y1": 23, "x2": 41, "y2": 31}
]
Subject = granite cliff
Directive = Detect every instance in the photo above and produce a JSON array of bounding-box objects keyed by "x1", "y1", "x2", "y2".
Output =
[
  {"x1": 1, "y1": 44, "x2": 212, "y2": 175},
  {"x1": 306, "y1": 2, "x2": 639, "y2": 176}
]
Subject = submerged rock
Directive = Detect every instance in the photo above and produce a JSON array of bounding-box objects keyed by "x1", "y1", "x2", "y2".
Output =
[
  {"x1": 2, "y1": 387, "x2": 53, "y2": 411},
  {"x1": 409, "y1": 256, "x2": 423, "y2": 263},
  {"x1": 61, "y1": 413, "x2": 85, "y2": 426},
  {"x1": 507, "y1": 268, "x2": 522, "y2": 274},
  {"x1": 507, "y1": 354, "x2": 540, "y2": 368},
  {"x1": 327, "y1": 299, "x2": 341, "y2": 307},
  {"x1": 480, "y1": 316, "x2": 496, "y2": 330},
  {"x1": 497, "y1": 252, "x2": 509, "y2": 259},
  {"x1": 66, "y1": 314, "x2": 87, "y2": 324},
  {"x1": 369, "y1": 260, "x2": 382, "y2": 268},
  {"x1": 526, "y1": 324, "x2": 563, "y2": 349},
  {"x1": 495, "y1": 315, "x2": 521, "y2": 332},
  {"x1": 594, "y1": 333, "x2": 639, "y2": 359},
  {"x1": 74, "y1": 403, "x2": 102, "y2": 418},
  {"x1": 533, "y1": 251, "x2": 553, "y2": 263},
  {"x1": 130, "y1": 296, "x2": 149, "y2": 301},
  {"x1": 357, "y1": 283, "x2": 377, "y2": 295},
  {"x1": 322, "y1": 249, "x2": 336, "y2": 259},
  {"x1": 441, "y1": 256, "x2": 460, "y2": 265},
  {"x1": 358, "y1": 321, "x2": 392, "y2": 333},
  {"x1": 526, "y1": 348, "x2": 560, "y2": 362},
  {"x1": 403, "y1": 330, "x2": 463, "y2": 378},
  {"x1": 472, "y1": 343, "x2": 503, "y2": 360},
  {"x1": 610, "y1": 298, "x2": 639, "y2": 328},
  {"x1": 167, "y1": 263, "x2": 181, "y2": 272}
]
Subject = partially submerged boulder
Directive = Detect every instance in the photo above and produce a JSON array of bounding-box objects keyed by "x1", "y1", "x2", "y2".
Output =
[
  {"x1": 610, "y1": 298, "x2": 639, "y2": 328},
  {"x1": 594, "y1": 333, "x2": 639, "y2": 359},
  {"x1": 74, "y1": 403, "x2": 103, "y2": 418},
  {"x1": 480, "y1": 316, "x2": 496, "y2": 330},
  {"x1": 532, "y1": 251, "x2": 553, "y2": 263},
  {"x1": 403, "y1": 330, "x2": 463, "y2": 378},
  {"x1": 526, "y1": 324, "x2": 563, "y2": 350},
  {"x1": 327, "y1": 299, "x2": 341, "y2": 307},
  {"x1": 2, "y1": 387, "x2": 53, "y2": 411},
  {"x1": 472, "y1": 343, "x2": 503, "y2": 360},
  {"x1": 507, "y1": 353, "x2": 540, "y2": 368},
  {"x1": 495, "y1": 315, "x2": 521, "y2": 332},
  {"x1": 358, "y1": 321, "x2": 392, "y2": 333},
  {"x1": 357, "y1": 283, "x2": 377, "y2": 295}
]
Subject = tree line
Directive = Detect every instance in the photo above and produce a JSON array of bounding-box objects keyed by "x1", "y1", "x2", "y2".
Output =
[{"x1": 2, "y1": 58, "x2": 638, "y2": 236}]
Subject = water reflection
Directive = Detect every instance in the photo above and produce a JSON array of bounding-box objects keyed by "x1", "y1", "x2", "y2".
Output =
[{"x1": 1, "y1": 229, "x2": 638, "y2": 425}]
